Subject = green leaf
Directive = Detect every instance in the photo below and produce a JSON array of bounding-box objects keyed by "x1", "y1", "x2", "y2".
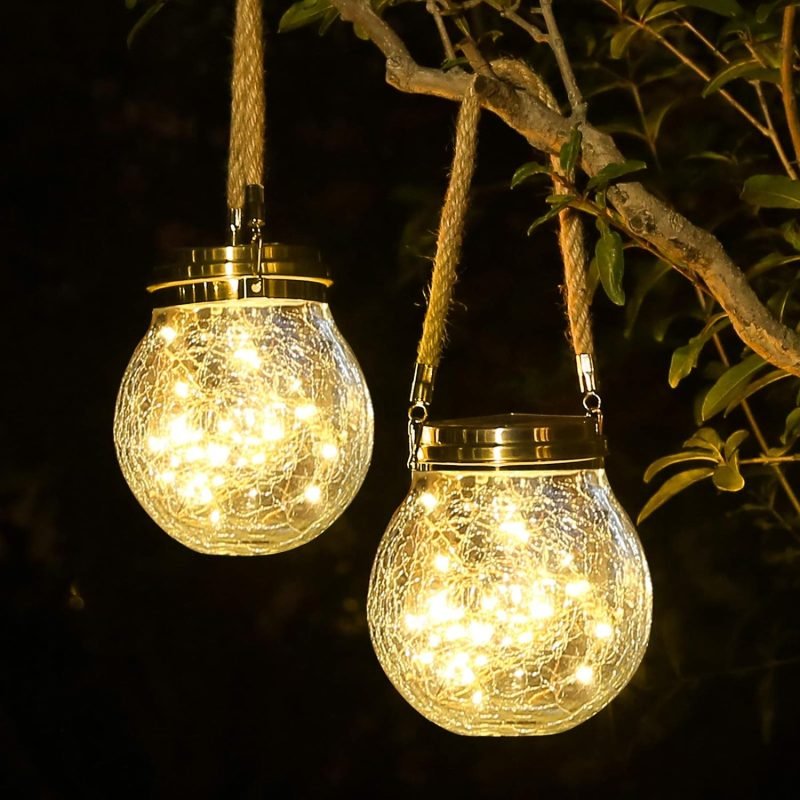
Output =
[
  {"x1": 644, "y1": 450, "x2": 720, "y2": 483},
  {"x1": 586, "y1": 160, "x2": 647, "y2": 191},
  {"x1": 595, "y1": 222, "x2": 625, "y2": 305},
  {"x1": 755, "y1": 41, "x2": 784, "y2": 69},
  {"x1": 645, "y1": 98, "x2": 680, "y2": 144},
  {"x1": 683, "y1": 0, "x2": 742, "y2": 16},
  {"x1": 702, "y1": 59, "x2": 780, "y2": 97},
  {"x1": 756, "y1": 1, "x2": 790, "y2": 23},
  {"x1": 625, "y1": 260, "x2": 671, "y2": 337},
  {"x1": 645, "y1": 2, "x2": 687, "y2": 21},
  {"x1": 652, "y1": 312, "x2": 683, "y2": 342},
  {"x1": 684, "y1": 426, "x2": 724, "y2": 453},
  {"x1": 742, "y1": 175, "x2": 800, "y2": 209},
  {"x1": 701, "y1": 353, "x2": 768, "y2": 421},
  {"x1": 127, "y1": 1, "x2": 165, "y2": 48},
  {"x1": 441, "y1": 56, "x2": 470, "y2": 70},
  {"x1": 478, "y1": 29, "x2": 504, "y2": 45},
  {"x1": 781, "y1": 407, "x2": 800, "y2": 445},
  {"x1": 649, "y1": 17, "x2": 682, "y2": 34},
  {"x1": 780, "y1": 220, "x2": 800, "y2": 252},
  {"x1": 638, "y1": 468, "x2": 715, "y2": 523},
  {"x1": 598, "y1": 121, "x2": 649, "y2": 142},
  {"x1": 610, "y1": 25, "x2": 640, "y2": 58},
  {"x1": 713, "y1": 462, "x2": 745, "y2": 491},
  {"x1": 668, "y1": 314, "x2": 729, "y2": 388},
  {"x1": 686, "y1": 150, "x2": 736, "y2": 163},
  {"x1": 724, "y1": 369, "x2": 791, "y2": 415},
  {"x1": 510, "y1": 161, "x2": 552, "y2": 188},
  {"x1": 560, "y1": 127, "x2": 583, "y2": 175},
  {"x1": 278, "y1": 0, "x2": 332, "y2": 32},
  {"x1": 527, "y1": 196, "x2": 576, "y2": 235},
  {"x1": 587, "y1": 256, "x2": 601, "y2": 299},
  {"x1": 747, "y1": 252, "x2": 800, "y2": 279},
  {"x1": 318, "y1": 7, "x2": 339, "y2": 34},
  {"x1": 724, "y1": 429, "x2": 749, "y2": 460}
]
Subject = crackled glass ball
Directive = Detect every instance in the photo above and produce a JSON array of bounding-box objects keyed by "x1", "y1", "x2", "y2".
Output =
[
  {"x1": 114, "y1": 299, "x2": 373, "y2": 555},
  {"x1": 368, "y1": 469, "x2": 652, "y2": 735}
]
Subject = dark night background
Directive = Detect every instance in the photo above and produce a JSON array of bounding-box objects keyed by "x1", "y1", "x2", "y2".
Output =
[{"x1": 2, "y1": 1, "x2": 800, "y2": 796}]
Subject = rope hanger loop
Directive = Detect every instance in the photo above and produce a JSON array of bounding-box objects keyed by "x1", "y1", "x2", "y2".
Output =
[
  {"x1": 407, "y1": 79, "x2": 481, "y2": 464},
  {"x1": 408, "y1": 70, "x2": 602, "y2": 467}
]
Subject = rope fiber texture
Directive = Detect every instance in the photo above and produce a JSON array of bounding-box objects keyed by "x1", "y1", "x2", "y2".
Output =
[
  {"x1": 417, "y1": 81, "x2": 481, "y2": 368},
  {"x1": 227, "y1": 0, "x2": 265, "y2": 210},
  {"x1": 492, "y1": 59, "x2": 595, "y2": 360}
]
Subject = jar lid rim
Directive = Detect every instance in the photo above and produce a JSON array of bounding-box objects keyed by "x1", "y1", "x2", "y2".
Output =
[
  {"x1": 146, "y1": 243, "x2": 331, "y2": 307},
  {"x1": 416, "y1": 413, "x2": 606, "y2": 469}
]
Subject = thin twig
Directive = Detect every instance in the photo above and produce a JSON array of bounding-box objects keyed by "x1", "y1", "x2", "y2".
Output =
[
  {"x1": 743, "y1": 38, "x2": 768, "y2": 68},
  {"x1": 599, "y1": 0, "x2": 770, "y2": 137},
  {"x1": 540, "y1": 0, "x2": 586, "y2": 118},
  {"x1": 741, "y1": 456, "x2": 800, "y2": 465},
  {"x1": 428, "y1": 0, "x2": 457, "y2": 62},
  {"x1": 483, "y1": 0, "x2": 548, "y2": 44},
  {"x1": 459, "y1": 38, "x2": 496, "y2": 78},
  {"x1": 678, "y1": 14, "x2": 728, "y2": 63},
  {"x1": 781, "y1": 5, "x2": 800, "y2": 166},
  {"x1": 754, "y1": 81, "x2": 798, "y2": 179},
  {"x1": 630, "y1": 81, "x2": 660, "y2": 164},
  {"x1": 723, "y1": 40, "x2": 798, "y2": 177}
]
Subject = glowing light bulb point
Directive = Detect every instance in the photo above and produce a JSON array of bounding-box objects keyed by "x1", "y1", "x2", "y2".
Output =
[
  {"x1": 575, "y1": 665, "x2": 594, "y2": 685},
  {"x1": 304, "y1": 484, "x2": 322, "y2": 504},
  {"x1": 321, "y1": 443, "x2": 338, "y2": 460},
  {"x1": 594, "y1": 622, "x2": 614, "y2": 640}
]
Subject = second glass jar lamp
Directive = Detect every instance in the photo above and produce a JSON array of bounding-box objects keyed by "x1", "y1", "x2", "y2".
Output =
[
  {"x1": 113, "y1": 0, "x2": 373, "y2": 555},
  {"x1": 114, "y1": 214, "x2": 373, "y2": 555},
  {"x1": 364, "y1": 83, "x2": 652, "y2": 736},
  {"x1": 368, "y1": 413, "x2": 652, "y2": 735}
]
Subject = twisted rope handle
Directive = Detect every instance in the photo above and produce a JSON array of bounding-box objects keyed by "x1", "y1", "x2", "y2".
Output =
[
  {"x1": 407, "y1": 66, "x2": 601, "y2": 465},
  {"x1": 416, "y1": 81, "x2": 481, "y2": 369},
  {"x1": 492, "y1": 60, "x2": 600, "y2": 415},
  {"x1": 407, "y1": 81, "x2": 480, "y2": 465},
  {"x1": 227, "y1": 0, "x2": 265, "y2": 211}
]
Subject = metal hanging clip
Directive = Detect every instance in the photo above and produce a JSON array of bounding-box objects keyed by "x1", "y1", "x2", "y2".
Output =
[
  {"x1": 576, "y1": 352, "x2": 603, "y2": 432},
  {"x1": 407, "y1": 362, "x2": 437, "y2": 469}
]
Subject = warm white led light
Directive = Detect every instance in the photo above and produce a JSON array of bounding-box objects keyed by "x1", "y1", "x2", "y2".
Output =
[
  {"x1": 114, "y1": 299, "x2": 373, "y2": 555},
  {"x1": 368, "y1": 469, "x2": 652, "y2": 736}
]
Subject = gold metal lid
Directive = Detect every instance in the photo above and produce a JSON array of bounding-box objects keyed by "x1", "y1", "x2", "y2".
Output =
[
  {"x1": 415, "y1": 413, "x2": 606, "y2": 470},
  {"x1": 147, "y1": 244, "x2": 332, "y2": 307}
]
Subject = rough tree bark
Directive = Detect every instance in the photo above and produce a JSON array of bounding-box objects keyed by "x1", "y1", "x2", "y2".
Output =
[{"x1": 328, "y1": 0, "x2": 800, "y2": 377}]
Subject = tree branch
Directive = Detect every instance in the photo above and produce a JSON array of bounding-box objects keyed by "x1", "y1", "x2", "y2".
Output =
[{"x1": 329, "y1": 0, "x2": 800, "y2": 376}]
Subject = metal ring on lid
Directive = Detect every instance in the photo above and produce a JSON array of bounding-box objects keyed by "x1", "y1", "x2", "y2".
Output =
[
  {"x1": 415, "y1": 413, "x2": 606, "y2": 471},
  {"x1": 147, "y1": 243, "x2": 332, "y2": 307}
]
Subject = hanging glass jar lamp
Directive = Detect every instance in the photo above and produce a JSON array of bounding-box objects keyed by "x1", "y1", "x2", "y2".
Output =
[
  {"x1": 366, "y1": 83, "x2": 651, "y2": 735},
  {"x1": 113, "y1": 0, "x2": 373, "y2": 555},
  {"x1": 368, "y1": 410, "x2": 651, "y2": 735}
]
